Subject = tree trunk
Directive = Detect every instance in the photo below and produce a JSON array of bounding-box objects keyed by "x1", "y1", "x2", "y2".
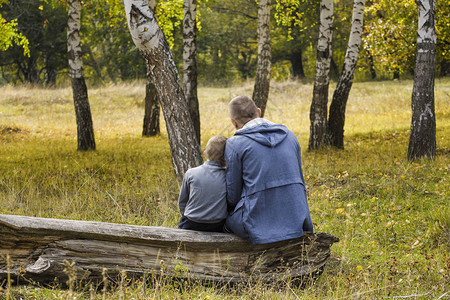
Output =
[
  {"x1": 142, "y1": 71, "x2": 160, "y2": 136},
  {"x1": 289, "y1": 50, "x2": 305, "y2": 79},
  {"x1": 0, "y1": 214, "x2": 339, "y2": 284},
  {"x1": 68, "y1": 0, "x2": 95, "y2": 151},
  {"x1": 330, "y1": 57, "x2": 339, "y2": 80},
  {"x1": 408, "y1": 0, "x2": 436, "y2": 160},
  {"x1": 366, "y1": 49, "x2": 377, "y2": 79},
  {"x1": 308, "y1": 0, "x2": 333, "y2": 150},
  {"x1": 141, "y1": 0, "x2": 160, "y2": 137},
  {"x1": 183, "y1": 0, "x2": 200, "y2": 143},
  {"x1": 124, "y1": 0, "x2": 202, "y2": 177},
  {"x1": 393, "y1": 69, "x2": 400, "y2": 80},
  {"x1": 252, "y1": 0, "x2": 271, "y2": 117},
  {"x1": 237, "y1": 50, "x2": 254, "y2": 80},
  {"x1": 44, "y1": 54, "x2": 58, "y2": 87},
  {"x1": 440, "y1": 59, "x2": 450, "y2": 77},
  {"x1": 45, "y1": 66, "x2": 57, "y2": 87},
  {"x1": 22, "y1": 56, "x2": 39, "y2": 84},
  {"x1": 327, "y1": 0, "x2": 365, "y2": 149}
]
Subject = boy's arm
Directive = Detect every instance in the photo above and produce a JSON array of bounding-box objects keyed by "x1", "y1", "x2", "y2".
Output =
[
  {"x1": 225, "y1": 141, "x2": 243, "y2": 209},
  {"x1": 178, "y1": 174, "x2": 190, "y2": 215}
]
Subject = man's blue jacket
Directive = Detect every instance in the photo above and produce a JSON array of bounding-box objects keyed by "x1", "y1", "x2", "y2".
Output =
[{"x1": 224, "y1": 121, "x2": 313, "y2": 244}]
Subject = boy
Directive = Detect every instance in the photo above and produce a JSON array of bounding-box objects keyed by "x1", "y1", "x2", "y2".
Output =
[{"x1": 177, "y1": 135, "x2": 227, "y2": 232}]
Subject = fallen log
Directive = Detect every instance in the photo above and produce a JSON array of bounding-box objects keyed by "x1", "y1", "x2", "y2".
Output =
[{"x1": 0, "y1": 214, "x2": 339, "y2": 284}]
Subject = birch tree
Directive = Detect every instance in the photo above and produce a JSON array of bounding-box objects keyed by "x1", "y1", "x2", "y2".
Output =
[
  {"x1": 68, "y1": 0, "x2": 96, "y2": 151},
  {"x1": 327, "y1": 0, "x2": 365, "y2": 149},
  {"x1": 124, "y1": 0, "x2": 202, "y2": 177},
  {"x1": 408, "y1": 0, "x2": 436, "y2": 160},
  {"x1": 183, "y1": 0, "x2": 200, "y2": 143},
  {"x1": 142, "y1": 70, "x2": 160, "y2": 136},
  {"x1": 252, "y1": 0, "x2": 271, "y2": 117},
  {"x1": 142, "y1": 0, "x2": 160, "y2": 137},
  {"x1": 308, "y1": 0, "x2": 333, "y2": 150}
]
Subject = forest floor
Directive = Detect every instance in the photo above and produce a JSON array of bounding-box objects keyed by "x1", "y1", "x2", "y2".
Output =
[{"x1": 0, "y1": 79, "x2": 449, "y2": 299}]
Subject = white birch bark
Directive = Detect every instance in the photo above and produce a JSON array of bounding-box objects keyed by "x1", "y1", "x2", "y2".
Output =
[
  {"x1": 252, "y1": 0, "x2": 271, "y2": 117},
  {"x1": 142, "y1": 0, "x2": 159, "y2": 137},
  {"x1": 124, "y1": 0, "x2": 202, "y2": 177},
  {"x1": 183, "y1": 0, "x2": 200, "y2": 143},
  {"x1": 408, "y1": 0, "x2": 436, "y2": 160},
  {"x1": 67, "y1": 0, "x2": 83, "y2": 79},
  {"x1": 308, "y1": 0, "x2": 333, "y2": 150},
  {"x1": 327, "y1": 0, "x2": 365, "y2": 149},
  {"x1": 68, "y1": 0, "x2": 95, "y2": 151}
]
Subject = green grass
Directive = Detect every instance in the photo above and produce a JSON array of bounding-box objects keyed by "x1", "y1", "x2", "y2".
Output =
[{"x1": 0, "y1": 79, "x2": 449, "y2": 299}]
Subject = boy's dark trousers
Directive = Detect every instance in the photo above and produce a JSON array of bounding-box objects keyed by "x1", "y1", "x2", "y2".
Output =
[{"x1": 178, "y1": 216, "x2": 225, "y2": 232}]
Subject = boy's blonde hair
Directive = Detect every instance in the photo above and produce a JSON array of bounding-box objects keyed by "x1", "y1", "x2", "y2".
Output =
[{"x1": 205, "y1": 135, "x2": 227, "y2": 166}]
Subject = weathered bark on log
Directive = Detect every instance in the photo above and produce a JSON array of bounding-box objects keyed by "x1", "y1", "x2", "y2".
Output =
[{"x1": 0, "y1": 214, "x2": 338, "y2": 284}]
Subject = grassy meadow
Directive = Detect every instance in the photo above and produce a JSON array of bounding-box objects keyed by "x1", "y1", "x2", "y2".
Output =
[{"x1": 0, "y1": 79, "x2": 449, "y2": 299}]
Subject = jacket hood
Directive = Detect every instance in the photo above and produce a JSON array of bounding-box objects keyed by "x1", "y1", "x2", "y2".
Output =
[{"x1": 235, "y1": 123, "x2": 288, "y2": 147}]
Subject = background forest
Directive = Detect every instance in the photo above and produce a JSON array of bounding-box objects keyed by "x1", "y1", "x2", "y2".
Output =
[
  {"x1": 1, "y1": 0, "x2": 449, "y2": 87},
  {"x1": 0, "y1": 0, "x2": 449, "y2": 298}
]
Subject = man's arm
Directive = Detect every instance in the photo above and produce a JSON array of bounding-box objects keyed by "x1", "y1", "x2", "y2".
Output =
[
  {"x1": 225, "y1": 141, "x2": 243, "y2": 209},
  {"x1": 178, "y1": 174, "x2": 190, "y2": 215}
]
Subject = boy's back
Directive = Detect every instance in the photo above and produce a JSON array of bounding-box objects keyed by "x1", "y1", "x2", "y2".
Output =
[
  {"x1": 178, "y1": 161, "x2": 227, "y2": 223},
  {"x1": 177, "y1": 135, "x2": 228, "y2": 232}
]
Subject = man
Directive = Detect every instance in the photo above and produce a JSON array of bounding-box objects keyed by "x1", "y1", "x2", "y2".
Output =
[{"x1": 224, "y1": 96, "x2": 313, "y2": 244}]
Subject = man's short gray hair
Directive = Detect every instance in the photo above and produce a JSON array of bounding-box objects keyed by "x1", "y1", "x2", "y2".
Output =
[
  {"x1": 228, "y1": 96, "x2": 259, "y2": 125},
  {"x1": 205, "y1": 135, "x2": 227, "y2": 165}
]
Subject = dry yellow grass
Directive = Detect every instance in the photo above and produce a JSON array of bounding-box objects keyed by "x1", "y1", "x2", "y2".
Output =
[{"x1": 0, "y1": 79, "x2": 449, "y2": 299}]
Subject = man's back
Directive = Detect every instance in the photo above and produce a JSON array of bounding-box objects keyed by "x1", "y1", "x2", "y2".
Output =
[{"x1": 225, "y1": 122, "x2": 313, "y2": 244}]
